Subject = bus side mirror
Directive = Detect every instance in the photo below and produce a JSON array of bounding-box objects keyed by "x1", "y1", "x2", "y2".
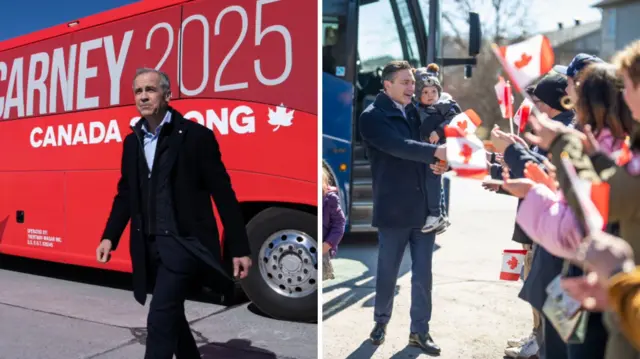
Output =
[{"x1": 468, "y1": 12, "x2": 481, "y2": 57}]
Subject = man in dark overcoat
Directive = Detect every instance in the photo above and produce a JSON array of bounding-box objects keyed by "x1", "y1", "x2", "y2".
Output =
[{"x1": 96, "y1": 68, "x2": 252, "y2": 359}]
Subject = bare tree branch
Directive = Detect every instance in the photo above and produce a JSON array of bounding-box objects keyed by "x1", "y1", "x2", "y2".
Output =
[
  {"x1": 440, "y1": 0, "x2": 535, "y2": 138},
  {"x1": 442, "y1": 12, "x2": 467, "y2": 50}
]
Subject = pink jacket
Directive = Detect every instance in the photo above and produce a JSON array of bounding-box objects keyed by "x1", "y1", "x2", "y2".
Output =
[{"x1": 516, "y1": 128, "x2": 624, "y2": 260}]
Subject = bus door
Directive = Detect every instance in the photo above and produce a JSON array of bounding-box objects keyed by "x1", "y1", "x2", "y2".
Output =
[{"x1": 322, "y1": 0, "x2": 359, "y2": 211}]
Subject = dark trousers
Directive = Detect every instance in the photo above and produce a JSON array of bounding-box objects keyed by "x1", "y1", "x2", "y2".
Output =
[
  {"x1": 374, "y1": 227, "x2": 436, "y2": 333},
  {"x1": 538, "y1": 312, "x2": 608, "y2": 359},
  {"x1": 425, "y1": 171, "x2": 442, "y2": 218},
  {"x1": 539, "y1": 317, "x2": 567, "y2": 359},
  {"x1": 145, "y1": 236, "x2": 201, "y2": 359}
]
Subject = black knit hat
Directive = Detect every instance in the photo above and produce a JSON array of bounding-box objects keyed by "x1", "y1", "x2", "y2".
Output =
[{"x1": 533, "y1": 74, "x2": 568, "y2": 112}]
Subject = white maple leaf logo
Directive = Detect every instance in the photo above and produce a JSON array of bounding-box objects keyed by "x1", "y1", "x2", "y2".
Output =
[{"x1": 268, "y1": 103, "x2": 295, "y2": 132}]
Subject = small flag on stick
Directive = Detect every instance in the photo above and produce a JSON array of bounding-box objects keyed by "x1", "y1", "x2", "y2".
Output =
[{"x1": 444, "y1": 125, "x2": 488, "y2": 179}]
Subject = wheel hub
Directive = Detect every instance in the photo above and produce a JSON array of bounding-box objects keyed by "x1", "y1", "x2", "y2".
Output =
[{"x1": 258, "y1": 230, "x2": 317, "y2": 298}]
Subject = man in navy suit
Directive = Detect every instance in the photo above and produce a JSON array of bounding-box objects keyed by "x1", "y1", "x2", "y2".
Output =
[{"x1": 359, "y1": 60, "x2": 448, "y2": 355}]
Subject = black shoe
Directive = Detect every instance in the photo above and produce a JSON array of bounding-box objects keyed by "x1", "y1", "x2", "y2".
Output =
[
  {"x1": 369, "y1": 322, "x2": 387, "y2": 345},
  {"x1": 409, "y1": 332, "x2": 441, "y2": 355}
]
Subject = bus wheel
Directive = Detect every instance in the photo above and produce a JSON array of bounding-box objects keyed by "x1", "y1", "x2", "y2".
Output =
[{"x1": 241, "y1": 207, "x2": 317, "y2": 323}]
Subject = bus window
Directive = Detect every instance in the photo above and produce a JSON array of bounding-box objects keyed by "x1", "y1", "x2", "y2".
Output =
[
  {"x1": 395, "y1": 0, "x2": 421, "y2": 67},
  {"x1": 323, "y1": 16, "x2": 347, "y2": 77},
  {"x1": 358, "y1": 1, "x2": 401, "y2": 73}
]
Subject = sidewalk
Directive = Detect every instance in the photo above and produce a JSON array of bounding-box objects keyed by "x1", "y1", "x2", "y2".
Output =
[{"x1": 322, "y1": 177, "x2": 532, "y2": 358}]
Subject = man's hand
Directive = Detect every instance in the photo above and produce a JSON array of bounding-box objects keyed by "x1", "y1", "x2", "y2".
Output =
[
  {"x1": 233, "y1": 256, "x2": 252, "y2": 280},
  {"x1": 429, "y1": 131, "x2": 440, "y2": 144},
  {"x1": 96, "y1": 239, "x2": 113, "y2": 263},
  {"x1": 490, "y1": 126, "x2": 516, "y2": 153},
  {"x1": 434, "y1": 145, "x2": 447, "y2": 161},
  {"x1": 430, "y1": 160, "x2": 448, "y2": 175}
]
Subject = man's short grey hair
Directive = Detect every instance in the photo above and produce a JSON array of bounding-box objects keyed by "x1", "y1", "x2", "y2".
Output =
[{"x1": 133, "y1": 68, "x2": 171, "y2": 94}]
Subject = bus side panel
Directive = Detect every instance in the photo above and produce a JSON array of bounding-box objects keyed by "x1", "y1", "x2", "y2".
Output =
[
  {"x1": 169, "y1": 99, "x2": 318, "y2": 184},
  {"x1": 321, "y1": 73, "x2": 353, "y2": 214},
  {"x1": 0, "y1": 106, "x2": 137, "y2": 172},
  {"x1": 0, "y1": 172, "x2": 67, "y2": 259},
  {"x1": 0, "y1": 32, "x2": 74, "y2": 121},
  {"x1": 64, "y1": 171, "x2": 132, "y2": 273},
  {"x1": 67, "y1": 5, "x2": 182, "y2": 113}
]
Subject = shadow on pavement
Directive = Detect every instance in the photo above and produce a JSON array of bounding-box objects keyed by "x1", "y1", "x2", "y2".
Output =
[
  {"x1": 247, "y1": 302, "x2": 274, "y2": 320},
  {"x1": 344, "y1": 341, "x2": 437, "y2": 359},
  {"x1": 199, "y1": 339, "x2": 278, "y2": 358},
  {"x1": 344, "y1": 339, "x2": 380, "y2": 359},
  {"x1": 322, "y1": 233, "x2": 441, "y2": 321},
  {"x1": 388, "y1": 345, "x2": 439, "y2": 358},
  {"x1": 0, "y1": 253, "x2": 133, "y2": 290}
]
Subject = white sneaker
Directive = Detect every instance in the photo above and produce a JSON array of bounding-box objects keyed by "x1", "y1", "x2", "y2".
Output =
[
  {"x1": 421, "y1": 216, "x2": 444, "y2": 233},
  {"x1": 504, "y1": 337, "x2": 539, "y2": 359},
  {"x1": 506, "y1": 333, "x2": 533, "y2": 348}
]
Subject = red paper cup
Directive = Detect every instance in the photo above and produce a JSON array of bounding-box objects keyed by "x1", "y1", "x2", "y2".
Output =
[{"x1": 500, "y1": 249, "x2": 527, "y2": 281}]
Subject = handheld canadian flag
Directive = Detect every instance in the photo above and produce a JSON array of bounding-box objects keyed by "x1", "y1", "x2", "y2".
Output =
[
  {"x1": 614, "y1": 138, "x2": 632, "y2": 166},
  {"x1": 500, "y1": 249, "x2": 527, "y2": 281},
  {"x1": 494, "y1": 76, "x2": 514, "y2": 119},
  {"x1": 513, "y1": 98, "x2": 533, "y2": 133},
  {"x1": 491, "y1": 35, "x2": 555, "y2": 92},
  {"x1": 444, "y1": 125, "x2": 487, "y2": 178},
  {"x1": 450, "y1": 109, "x2": 482, "y2": 134},
  {"x1": 560, "y1": 155, "x2": 610, "y2": 234}
]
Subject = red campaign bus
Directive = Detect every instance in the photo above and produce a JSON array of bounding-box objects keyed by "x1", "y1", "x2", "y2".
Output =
[{"x1": 0, "y1": 0, "x2": 317, "y2": 322}]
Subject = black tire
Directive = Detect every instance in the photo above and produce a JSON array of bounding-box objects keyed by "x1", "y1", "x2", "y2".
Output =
[{"x1": 240, "y1": 207, "x2": 317, "y2": 323}]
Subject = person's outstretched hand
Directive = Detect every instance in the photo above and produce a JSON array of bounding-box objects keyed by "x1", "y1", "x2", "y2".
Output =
[
  {"x1": 491, "y1": 126, "x2": 516, "y2": 153},
  {"x1": 524, "y1": 161, "x2": 558, "y2": 192},
  {"x1": 500, "y1": 168, "x2": 535, "y2": 199},
  {"x1": 581, "y1": 124, "x2": 601, "y2": 156},
  {"x1": 524, "y1": 112, "x2": 579, "y2": 150},
  {"x1": 561, "y1": 273, "x2": 609, "y2": 311},
  {"x1": 578, "y1": 231, "x2": 635, "y2": 282}
]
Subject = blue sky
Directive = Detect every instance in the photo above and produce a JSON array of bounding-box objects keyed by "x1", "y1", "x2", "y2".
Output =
[{"x1": 0, "y1": 0, "x2": 137, "y2": 42}]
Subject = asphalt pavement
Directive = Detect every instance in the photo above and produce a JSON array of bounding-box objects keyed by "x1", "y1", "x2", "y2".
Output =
[
  {"x1": 0, "y1": 254, "x2": 317, "y2": 359},
  {"x1": 322, "y1": 176, "x2": 533, "y2": 358}
]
